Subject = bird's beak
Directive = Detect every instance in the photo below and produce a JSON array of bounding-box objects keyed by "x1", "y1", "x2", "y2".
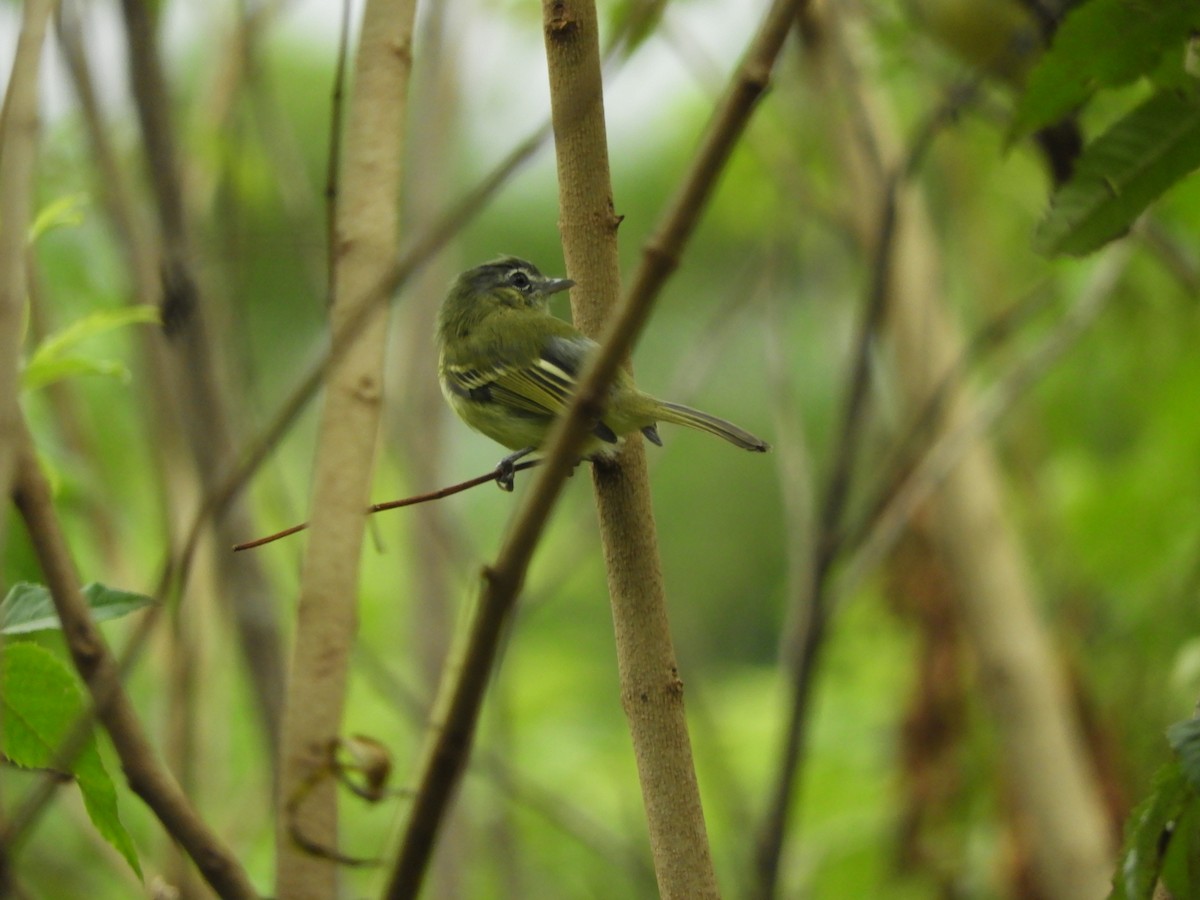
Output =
[{"x1": 544, "y1": 277, "x2": 575, "y2": 295}]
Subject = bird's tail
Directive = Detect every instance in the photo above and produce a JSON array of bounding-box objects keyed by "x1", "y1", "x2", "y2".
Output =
[{"x1": 652, "y1": 400, "x2": 769, "y2": 452}]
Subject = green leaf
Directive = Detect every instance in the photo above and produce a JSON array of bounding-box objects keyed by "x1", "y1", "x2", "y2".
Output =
[
  {"x1": 28, "y1": 194, "x2": 89, "y2": 244},
  {"x1": 1111, "y1": 762, "x2": 1191, "y2": 900},
  {"x1": 22, "y1": 305, "x2": 160, "y2": 393},
  {"x1": 1013, "y1": 0, "x2": 1200, "y2": 138},
  {"x1": 1168, "y1": 718, "x2": 1200, "y2": 790},
  {"x1": 1033, "y1": 89, "x2": 1200, "y2": 257},
  {"x1": 21, "y1": 356, "x2": 131, "y2": 392},
  {"x1": 1, "y1": 582, "x2": 156, "y2": 636},
  {"x1": 1, "y1": 643, "x2": 141, "y2": 877},
  {"x1": 1160, "y1": 791, "x2": 1200, "y2": 899}
]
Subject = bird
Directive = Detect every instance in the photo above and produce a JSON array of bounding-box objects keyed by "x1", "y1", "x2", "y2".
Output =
[{"x1": 436, "y1": 256, "x2": 768, "y2": 489}]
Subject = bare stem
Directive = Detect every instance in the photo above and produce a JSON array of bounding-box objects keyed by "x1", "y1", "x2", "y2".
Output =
[{"x1": 231, "y1": 460, "x2": 542, "y2": 551}]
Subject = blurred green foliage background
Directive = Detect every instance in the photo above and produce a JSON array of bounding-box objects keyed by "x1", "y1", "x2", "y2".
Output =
[{"x1": 4, "y1": 0, "x2": 1200, "y2": 896}]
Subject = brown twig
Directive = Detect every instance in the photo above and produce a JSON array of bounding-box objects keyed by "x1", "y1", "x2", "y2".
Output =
[
  {"x1": 325, "y1": 0, "x2": 353, "y2": 303},
  {"x1": 0, "y1": 0, "x2": 54, "y2": 565},
  {"x1": 231, "y1": 459, "x2": 542, "y2": 551},
  {"x1": 10, "y1": 424, "x2": 259, "y2": 898},
  {"x1": 384, "y1": 0, "x2": 805, "y2": 894}
]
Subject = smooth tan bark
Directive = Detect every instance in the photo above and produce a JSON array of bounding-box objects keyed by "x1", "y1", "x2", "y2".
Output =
[
  {"x1": 542, "y1": 2, "x2": 719, "y2": 897},
  {"x1": 274, "y1": 2, "x2": 416, "y2": 897}
]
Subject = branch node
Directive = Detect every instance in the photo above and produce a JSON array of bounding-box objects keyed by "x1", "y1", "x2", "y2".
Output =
[{"x1": 545, "y1": 2, "x2": 576, "y2": 37}]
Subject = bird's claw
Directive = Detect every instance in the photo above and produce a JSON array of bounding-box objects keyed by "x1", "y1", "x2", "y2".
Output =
[
  {"x1": 495, "y1": 448, "x2": 533, "y2": 491},
  {"x1": 495, "y1": 460, "x2": 516, "y2": 492}
]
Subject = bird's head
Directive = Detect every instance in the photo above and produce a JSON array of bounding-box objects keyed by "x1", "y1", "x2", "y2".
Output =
[{"x1": 438, "y1": 257, "x2": 574, "y2": 339}]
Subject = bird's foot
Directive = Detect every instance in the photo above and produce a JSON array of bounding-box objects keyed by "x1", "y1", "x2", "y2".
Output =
[{"x1": 495, "y1": 447, "x2": 535, "y2": 492}]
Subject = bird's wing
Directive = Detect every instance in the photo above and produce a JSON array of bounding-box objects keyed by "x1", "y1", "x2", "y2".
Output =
[
  {"x1": 441, "y1": 332, "x2": 587, "y2": 414},
  {"x1": 488, "y1": 333, "x2": 591, "y2": 414},
  {"x1": 442, "y1": 330, "x2": 618, "y2": 443}
]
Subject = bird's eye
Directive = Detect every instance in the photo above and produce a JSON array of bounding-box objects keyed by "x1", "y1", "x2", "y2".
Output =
[{"x1": 507, "y1": 270, "x2": 532, "y2": 292}]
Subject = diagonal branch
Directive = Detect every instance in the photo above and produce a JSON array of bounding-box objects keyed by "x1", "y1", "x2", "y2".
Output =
[
  {"x1": 385, "y1": 0, "x2": 806, "y2": 894},
  {"x1": 9, "y1": 424, "x2": 258, "y2": 898}
]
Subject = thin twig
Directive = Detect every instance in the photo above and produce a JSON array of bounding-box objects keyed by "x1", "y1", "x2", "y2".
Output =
[
  {"x1": 231, "y1": 459, "x2": 542, "y2": 551},
  {"x1": 325, "y1": 0, "x2": 353, "y2": 302}
]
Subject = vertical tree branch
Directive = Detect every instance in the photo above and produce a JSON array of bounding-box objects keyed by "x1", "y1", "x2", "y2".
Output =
[
  {"x1": 118, "y1": 0, "x2": 287, "y2": 759},
  {"x1": 542, "y1": 2, "x2": 718, "y2": 896},
  {"x1": 0, "y1": 0, "x2": 54, "y2": 561},
  {"x1": 273, "y1": 0, "x2": 416, "y2": 896},
  {"x1": 385, "y1": 0, "x2": 803, "y2": 895}
]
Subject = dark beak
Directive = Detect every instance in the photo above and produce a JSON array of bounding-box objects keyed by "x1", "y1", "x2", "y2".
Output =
[{"x1": 543, "y1": 277, "x2": 575, "y2": 295}]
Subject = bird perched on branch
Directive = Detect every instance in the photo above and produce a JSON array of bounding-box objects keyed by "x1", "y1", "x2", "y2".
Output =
[{"x1": 436, "y1": 256, "x2": 768, "y2": 489}]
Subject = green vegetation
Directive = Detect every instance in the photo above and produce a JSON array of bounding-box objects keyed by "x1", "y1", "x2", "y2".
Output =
[{"x1": 3, "y1": 0, "x2": 1200, "y2": 896}]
